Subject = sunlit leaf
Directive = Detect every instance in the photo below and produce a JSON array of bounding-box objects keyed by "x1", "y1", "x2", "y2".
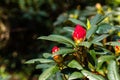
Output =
[
  {"x1": 68, "y1": 18, "x2": 86, "y2": 28},
  {"x1": 97, "y1": 55, "x2": 115, "y2": 70},
  {"x1": 39, "y1": 66, "x2": 59, "y2": 80},
  {"x1": 68, "y1": 72, "x2": 84, "y2": 80},
  {"x1": 107, "y1": 60, "x2": 120, "y2": 80},
  {"x1": 25, "y1": 58, "x2": 54, "y2": 64},
  {"x1": 105, "y1": 42, "x2": 120, "y2": 46},
  {"x1": 53, "y1": 48, "x2": 76, "y2": 56},
  {"x1": 38, "y1": 35, "x2": 75, "y2": 47},
  {"x1": 78, "y1": 41, "x2": 92, "y2": 48},
  {"x1": 68, "y1": 60, "x2": 83, "y2": 70},
  {"x1": 82, "y1": 70, "x2": 105, "y2": 80}
]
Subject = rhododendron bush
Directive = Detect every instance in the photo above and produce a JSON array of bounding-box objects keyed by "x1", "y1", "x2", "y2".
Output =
[{"x1": 26, "y1": 13, "x2": 120, "y2": 80}]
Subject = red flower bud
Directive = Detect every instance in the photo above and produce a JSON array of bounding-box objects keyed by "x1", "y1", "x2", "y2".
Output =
[
  {"x1": 115, "y1": 40, "x2": 120, "y2": 56},
  {"x1": 52, "y1": 46, "x2": 60, "y2": 54},
  {"x1": 72, "y1": 24, "x2": 86, "y2": 44},
  {"x1": 52, "y1": 46, "x2": 63, "y2": 63}
]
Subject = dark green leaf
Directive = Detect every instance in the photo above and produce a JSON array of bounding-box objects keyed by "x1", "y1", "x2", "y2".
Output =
[
  {"x1": 107, "y1": 60, "x2": 120, "y2": 80},
  {"x1": 63, "y1": 27, "x2": 74, "y2": 33},
  {"x1": 86, "y1": 25, "x2": 97, "y2": 39},
  {"x1": 25, "y1": 58, "x2": 54, "y2": 64},
  {"x1": 38, "y1": 35, "x2": 75, "y2": 47},
  {"x1": 53, "y1": 48, "x2": 76, "y2": 56},
  {"x1": 97, "y1": 55, "x2": 115, "y2": 70},
  {"x1": 39, "y1": 66, "x2": 59, "y2": 80},
  {"x1": 68, "y1": 72, "x2": 84, "y2": 80},
  {"x1": 96, "y1": 23, "x2": 115, "y2": 34},
  {"x1": 92, "y1": 34, "x2": 109, "y2": 42},
  {"x1": 81, "y1": 70, "x2": 105, "y2": 80},
  {"x1": 105, "y1": 42, "x2": 120, "y2": 46},
  {"x1": 68, "y1": 60, "x2": 83, "y2": 70},
  {"x1": 89, "y1": 50, "x2": 97, "y2": 67},
  {"x1": 90, "y1": 14, "x2": 106, "y2": 25},
  {"x1": 68, "y1": 18, "x2": 86, "y2": 28}
]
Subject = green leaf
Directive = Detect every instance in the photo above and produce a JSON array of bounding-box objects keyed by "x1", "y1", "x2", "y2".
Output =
[
  {"x1": 43, "y1": 53, "x2": 52, "y2": 58},
  {"x1": 68, "y1": 60, "x2": 83, "y2": 70},
  {"x1": 63, "y1": 27, "x2": 74, "y2": 33},
  {"x1": 25, "y1": 58, "x2": 54, "y2": 64},
  {"x1": 78, "y1": 41, "x2": 92, "y2": 48},
  {"x1": 81, "y1": 70, "x2": 105, "y2": 80},
  {"x1": 53, "y1": 48, "x2": 76, "y2": 56},
  {"x1": 97, "y1": 55, "x2": 115, "y2": 70},
  {"x1": 107, "y1": 60, "x2": 120, "y2": 80},
  {"x1": 36, "y1": 64, "x2": 52, "y2": 69},
  {"x1": 68, "y1": 72, "x2": 84, "y2": 80},
  {"x1": 38, "y1": 35, "x2": 75, "y2": 47},
  {"x1": 92, "y1": 34, "x2": 109, "y2": 42},
  {"x1": 105, "y1": 42, "x2": 120, "y2": 46},
  {"x1": 90, "y1": 14, "x2": 106, "y2": 25},
  {"x1": 86, "y1": 25, "x2": 97, "y2": 39},
  {"x1": 89, "y1": 50, "x2": 97, "y2": 66},
  {"x1": 68, "y1": 18, "x2": 86, "y2": 28},
  {"x1": 96, "y1": 23, "x2": 115, "y2": 34},
  {"x1": 92, "y1": 42, "x2": 103, "y2": 46},
  {"x1": 39, "y1": 66, "x2": 59, "y2": 80}
]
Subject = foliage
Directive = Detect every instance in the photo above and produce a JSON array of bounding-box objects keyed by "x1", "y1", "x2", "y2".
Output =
[{"x1": 26, "y1": 3, "x2": 120, "y2": 80}]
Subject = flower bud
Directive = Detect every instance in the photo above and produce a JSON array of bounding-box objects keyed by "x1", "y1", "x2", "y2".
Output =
[
  {"x1": 115, "y1": 40, "x2": 120, "y2": 56},
  {"x1": 52, "y1": 46, "x2": 63, "y2": 63},
  {"x1": 72, "y1": 24, "x2": 86, "y2": 44}
]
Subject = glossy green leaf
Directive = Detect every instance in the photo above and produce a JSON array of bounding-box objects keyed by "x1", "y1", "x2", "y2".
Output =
[
  {"x1": 90, "y1": 14, "x2": 106, "y2": 25},
  {"x1": 68, "y1": 72, "x2": 84, "y2": 80},
  {"x1": 68, "y1": 60, "x2": 83, "y2": 70},
  {"x1": 68, "y1": 18, "x2": 86, "y2": 28},
  {"x1": 107, "y1": 60, "x2": 120, "y2": 80},
  {"x1": 25, "y1": 58, "x2": 54, "y2": 64},
  {"x1": 78, "y1": 41, "x2": 92, "y2": 48},
  {"x1": 92, "y1": 34, "x2": 109, "y2": 42},
  {"x1": 97, "y1": 55, "x2": 115, "y2": 70},
  {"x1": 38, "y1": 35, "x2": 75, "y2": 47},
  {"x1": 96, "y1": 23, "x2": 115, "y2": 34},
  {"x1": 86, "y1": 25, "x2": 97, "y2": 39},
  {"x1": 53, "y1": 48, "x2": 76, "y2": 56},
  {"x1": 81, "y1": 70, "x2": 105, "y2": 80},
  {"x1": 105, "y1": 42, "x2": 120, "y2": 46},
  {"x1": 39, "y1": 66, "x2": 59, "y2": 80},
  {"x1": 63, "y1": 27, "x2": 74, "y2": 33},
  {"x1": 36, "y1": 64, "x2": 52, "y2": 69}
]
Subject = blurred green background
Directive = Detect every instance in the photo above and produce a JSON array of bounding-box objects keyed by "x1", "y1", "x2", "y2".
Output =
[{"x1": 0, "y1": 0, "x2": 119, "y2": 80}]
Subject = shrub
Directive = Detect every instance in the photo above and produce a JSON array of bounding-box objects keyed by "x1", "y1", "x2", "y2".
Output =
[{"x1": 26, "y1": 12, "x2": 120, "y2": 80}]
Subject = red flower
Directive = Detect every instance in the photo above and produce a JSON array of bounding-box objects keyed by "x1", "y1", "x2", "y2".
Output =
[
  {"x1": 115, "y1": 40, "x2": 120, "y2": 56},
  {"x1": 52, "y1": 46, "x2": 63, "y2": 63},
  {"x1": 72, "y1": 24, "x2": 86, "y2": 44},
  {"x1": 52, "y1": 46, "x2": 60, "y2": 54}
]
